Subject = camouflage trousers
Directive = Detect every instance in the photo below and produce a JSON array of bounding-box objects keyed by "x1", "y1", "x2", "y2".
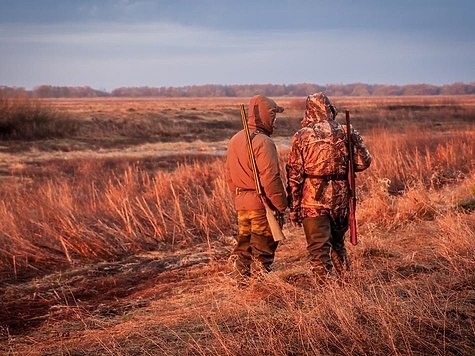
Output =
[
  {"x1": 302, "y1": 215, "x2": 350, "y2": 276},
  {"x1": 232, "y1": 209, "x2": 278, "y2": 278}
]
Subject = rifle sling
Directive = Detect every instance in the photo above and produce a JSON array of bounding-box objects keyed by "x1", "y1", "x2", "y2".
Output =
[{"x1": 250, "y1": 130, "x2": 259, "y2": 141}]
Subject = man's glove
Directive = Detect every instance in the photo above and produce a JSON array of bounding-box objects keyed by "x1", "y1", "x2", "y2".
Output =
[
  {"x1": 275, "y1": 210, "x2": 285, "y2": 228},
  {"x1": 289, "y1": 211, "x2": 302, "y2": 227}
]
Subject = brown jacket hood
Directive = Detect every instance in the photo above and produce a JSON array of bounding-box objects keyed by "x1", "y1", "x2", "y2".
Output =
[
  {"x1": 248, "y1": 95, "x2": 284, "y2": 135},
  {"x1": 301, "y1": 92, "x2": 338, "y2": 127}
]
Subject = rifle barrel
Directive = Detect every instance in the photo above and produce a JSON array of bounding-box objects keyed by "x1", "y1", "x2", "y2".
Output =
[
  {"x1": 240, "y1": 104, "x2": 262, "y2": 196},
  {"x1": 346, "y1": 110, "x2": 358, "y2": 245}
]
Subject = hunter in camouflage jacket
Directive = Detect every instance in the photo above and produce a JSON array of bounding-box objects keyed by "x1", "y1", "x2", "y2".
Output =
[{"x1": 286, "y1": 92, "x2": 372, "y2": 228}]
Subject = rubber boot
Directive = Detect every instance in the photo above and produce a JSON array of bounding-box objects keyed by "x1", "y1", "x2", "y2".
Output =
[
  {"x1": 232, "y1": 232, "x2": 252, "y2": 287},
  {"x1": 232, "y1": 257, "x2": 251, "y2": 288},
  {"x1": 330, "y1": 220, "x2": 350, "y2": 273},
  {"x1": 332, "y1": 250, "x2": 350, "y2": 275}
]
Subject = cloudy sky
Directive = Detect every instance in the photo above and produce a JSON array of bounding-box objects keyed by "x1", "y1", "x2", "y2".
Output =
[{"x1": 0, "y1": 0, "x2": 474, "y2": 90}]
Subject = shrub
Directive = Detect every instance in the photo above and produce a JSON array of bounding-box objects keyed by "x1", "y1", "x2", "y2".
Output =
[{"x1": 0, "y1": 95, "x2": 78, "y2": 140}]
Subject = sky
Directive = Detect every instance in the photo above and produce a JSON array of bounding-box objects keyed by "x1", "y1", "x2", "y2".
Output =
[{"x1": 0, "y1": 0, "x2": 474, "y2": 91}]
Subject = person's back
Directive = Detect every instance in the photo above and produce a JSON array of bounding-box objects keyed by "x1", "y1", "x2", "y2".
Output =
[
  {"x1": 287, "y1": 92, "x2": 371, "y2": 277},
  {"x1": 290, "y1": 117, "x2": 349, "y2": 215},
  {"x1": 226, "y1": 95, "x2": 287, "y2": 285},
  {"x1": 295, "y1": 118, "x2": 348, "y2": 177},
  {"x1": 227, "y1": 129, "x2": 285, "y2": 212}
]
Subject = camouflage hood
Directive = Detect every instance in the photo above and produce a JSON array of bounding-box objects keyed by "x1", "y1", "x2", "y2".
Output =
[
  {"x1": 248, "y1": 95, "x2": 284, "y2": 135},
  {"x1": 301, "y1": 92, "x2": 338, "y2": 127}
]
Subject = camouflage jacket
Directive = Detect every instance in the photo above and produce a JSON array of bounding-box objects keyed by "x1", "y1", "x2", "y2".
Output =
[{"x1": 286, "y1": 93, "x2": 372, "y2": 223}]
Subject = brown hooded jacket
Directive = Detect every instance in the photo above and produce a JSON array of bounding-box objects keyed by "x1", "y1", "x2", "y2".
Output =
[{"x1": 226, "y1": 95, "x2": 287, "y2": 213}]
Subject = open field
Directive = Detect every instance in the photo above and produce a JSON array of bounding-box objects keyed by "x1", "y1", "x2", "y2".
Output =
[
  {"x1": 1, "y1": 95, "x2": 473, "y2": 173},
  {"x1": 0, "y1": 96, "x2": 474, "y2": 354}
]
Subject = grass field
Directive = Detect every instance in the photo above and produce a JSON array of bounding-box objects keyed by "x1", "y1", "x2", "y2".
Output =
[{"x1": 0, "y1": 95, "x2": 474, "y2": 354}]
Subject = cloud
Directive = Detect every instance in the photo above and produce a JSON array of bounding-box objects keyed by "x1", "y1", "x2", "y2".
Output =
[{"x1": 0, "y1": 20, "x2": 473, "y2": 90}]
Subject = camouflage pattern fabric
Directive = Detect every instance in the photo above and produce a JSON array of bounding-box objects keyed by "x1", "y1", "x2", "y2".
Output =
[
  {"x1": 286, "y1": 93, "x2": 372, "y2": 223},
  {"x1": 233, "y1": 209, "x2": 279, "y2": 276}
]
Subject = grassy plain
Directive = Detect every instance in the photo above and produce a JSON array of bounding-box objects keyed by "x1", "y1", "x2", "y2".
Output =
[{"x1": 0, "y1": 95, "x2": 474, "y2": 355}]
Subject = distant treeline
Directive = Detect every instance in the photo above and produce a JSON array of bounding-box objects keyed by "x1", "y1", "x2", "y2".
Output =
[{"x1": 1, "y1": 82, "x2": 474, "y2": 98}]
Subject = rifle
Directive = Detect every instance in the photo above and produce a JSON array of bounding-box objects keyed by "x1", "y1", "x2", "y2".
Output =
[
  {"x1": 346, "y1": 110, "x2": 358, "y2": 245},
  {"x1": 240, "y1": 104, "x2": 285, "y2": 242}
]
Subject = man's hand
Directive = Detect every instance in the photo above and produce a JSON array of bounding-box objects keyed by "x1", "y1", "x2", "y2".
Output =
[{"x1": 289, "y1": 211, "x2": 302, "y2": 227}]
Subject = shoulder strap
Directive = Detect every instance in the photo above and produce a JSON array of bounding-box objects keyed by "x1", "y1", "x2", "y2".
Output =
[{"x1": 250, "y1": 130, "x2": 259, "y2": 141}]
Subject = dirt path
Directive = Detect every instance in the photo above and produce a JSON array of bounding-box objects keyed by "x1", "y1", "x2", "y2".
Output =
[{"x1": 0, "y1": 241, "x2": 231, "y2": 327}]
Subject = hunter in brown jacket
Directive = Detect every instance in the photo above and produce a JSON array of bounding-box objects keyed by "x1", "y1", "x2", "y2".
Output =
[{"x1": 226, "y1": 95, "x2": 287, "y2": 283}]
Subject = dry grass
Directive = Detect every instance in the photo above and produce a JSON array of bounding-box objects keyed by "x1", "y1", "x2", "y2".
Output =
[
  {"x1": 0, "y1": 96, "x2": 474, "y2": 355},
  {"x1": 0, "y1": 156, "x2": 234, "y2": 274},
  {"x1": 0, "y1": 96, "x2": 79, "y2": 140}
]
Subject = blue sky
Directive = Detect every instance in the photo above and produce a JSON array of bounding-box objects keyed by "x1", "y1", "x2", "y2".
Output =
[{"x1": 0, "y1": 0, "x2": 474, "y2": 90}]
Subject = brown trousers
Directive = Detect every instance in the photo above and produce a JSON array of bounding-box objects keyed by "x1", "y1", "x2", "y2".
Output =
[{"x1": 302, "y1": 215, "x2": 349, "y2": 274}]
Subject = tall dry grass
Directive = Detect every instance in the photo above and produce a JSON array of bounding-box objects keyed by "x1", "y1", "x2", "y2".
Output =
[
  {"x1": 0, "y1": 157, "x2": 235, "y2": 275},
  {"x1": 148, "y1": 124, "x2": 473, "y2": 355},
  {"x1": 0, "y1": 122, "x2": 473, "y2": 277},
  {"x1": 43, "y1": 193, "x2": 473, "y2": 355},
  {"x1": 358, "y1": 125, "x2": 474, "y2": 231},
  {"x1": 0, "y1": 95, "x2": 79, "y2": 140},
  {"x1": 100, "y1": 163, "x2": 473, "y2": 354},
  {"x1": 1, "y1": 100, "x2": 474, "y2": 354}
]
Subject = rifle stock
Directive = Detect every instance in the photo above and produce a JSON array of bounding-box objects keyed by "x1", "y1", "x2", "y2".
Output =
[
  {"x1": 240, "y1": 104, "x2": 285, "y2": 242},
  {"x1": 346, "y1": 110, "x2": 358, "y2": 245},
  {"x1": 262, "y1": 198, "x2": 286, "y2": 242}
]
